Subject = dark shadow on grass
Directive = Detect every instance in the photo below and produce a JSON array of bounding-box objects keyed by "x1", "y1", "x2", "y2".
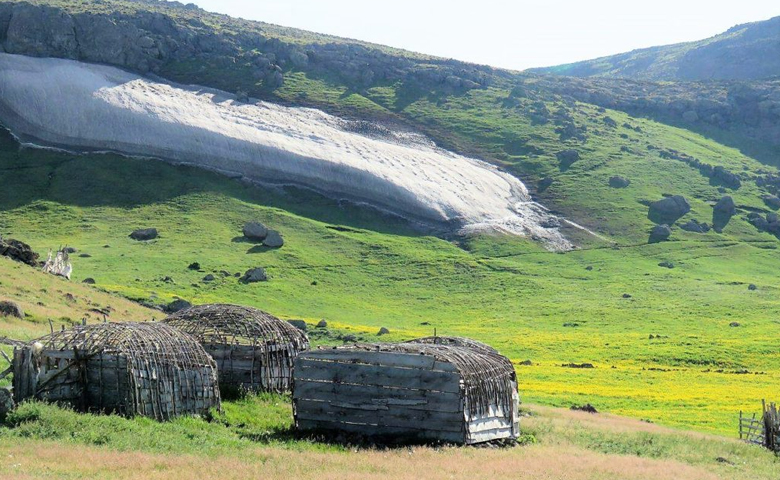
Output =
[{"x1": 0, "y1": 125, "x2": 424, "y2": 238}]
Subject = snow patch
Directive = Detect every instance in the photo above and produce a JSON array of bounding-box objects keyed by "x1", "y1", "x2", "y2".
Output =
[{"x1": 0, "y1": 53, "x2": 571, "y2": 250}]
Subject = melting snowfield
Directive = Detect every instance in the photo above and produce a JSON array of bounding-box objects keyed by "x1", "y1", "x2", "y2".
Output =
[{"x1": 0, "y1": 53, "x2": 570, "y2": 249}]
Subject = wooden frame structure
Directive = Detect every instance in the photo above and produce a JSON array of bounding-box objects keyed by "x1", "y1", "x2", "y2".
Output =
[
  {"x1": 293, "y1": 342, "x2": 519, "y2": 444},
  {"x1": 163, "y1": 304, "x2": 309, "y2": 393},
  {"x1": 12, "y1": 322, "x2": 220, "y2": 420}
]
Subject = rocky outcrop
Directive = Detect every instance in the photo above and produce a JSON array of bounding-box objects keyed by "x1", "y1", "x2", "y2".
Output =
[
  {"x1": 648, "y1": 196, "x2": 691, "y2": 224},
  {"x1": 0, "y1": 236, "x2": 39, "y2": 266},
  {"x1": 130, "y1": 228, "x2": 158, "y2": 241},
  {"x1": 0, "y1": 300, "x2": 23, "y2": 318}
]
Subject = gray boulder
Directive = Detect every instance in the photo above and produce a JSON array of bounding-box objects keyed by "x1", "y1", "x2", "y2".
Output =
[
  {"x1": 649, "y1": 224, "x2": 672, "y2": 243},
  {"x1": 377, "y1": 327, "x2": 390, "y2": 336},
  {"x1": 262, "y1": 230, "x2": 284, "y2": 248},
  {"x1": 648, "y1": 195, "x2": 690, "y2": 224},
  {"x1": 763, "y1": 195, "x2": 780, "y2": 209},
  {"x1": 608, "y1": 176, "x2": 631, "y2": 188},
  {"x1": 243, "y1": 222, "x2": 268, "y2": 241},
  {"x1": 165, "y1": 299, "x2": 191, "y2": 313},
  {"x1": 241, "y1": 267, "x2": 267, "y2": 283},
  {"x1": 129, "y1": 228, "x2": 158, "y2": 241},
  {"x1": 202, "y1": 274, "x2": 215, "y2": 282},
  {"x1": 82, "y1": 278, "x2": 96, "y2": 285},
  {"x1": 556, "y1": 149, "x2": 580, "y2": 169},
  {"x1": 0, "y1": 300, "x2": 23, "y2": 318},
  {"x1": 713, "y1": 196, "x2": 737, "y2": 216},
  {"x1": 316, "y1": 319, "x2": 328, "y2": 328},
  {"x1": 287, "y1": 319, "x2": 307, "y2": 331}
]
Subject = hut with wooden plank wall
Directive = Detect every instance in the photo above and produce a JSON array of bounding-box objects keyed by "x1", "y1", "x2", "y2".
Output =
[
  {"x1": 163, "y1": 304, "x2": 309, "y2": 393},
  {"x1": 293, "y1": 341, "x2": 520, "y2": 444},
  {"x1": 12, "y1": 322, "x2": 220, "y2": 420}
]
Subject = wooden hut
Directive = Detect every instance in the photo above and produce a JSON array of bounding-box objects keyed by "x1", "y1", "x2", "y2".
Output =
[
  {"x1": 293, "y1": 342, "x2": 520, "y2": 444},
  {"x1": 12, "y1": 322, "x2": 220, "y2": 420},
  {"x1": 163, "y1": 304, "x2": 309, "y2": 393}
]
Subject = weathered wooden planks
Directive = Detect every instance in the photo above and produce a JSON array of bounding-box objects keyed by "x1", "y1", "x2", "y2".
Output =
[{"x1": 295, "y1": 359, "x2": 461, "y2": 393}]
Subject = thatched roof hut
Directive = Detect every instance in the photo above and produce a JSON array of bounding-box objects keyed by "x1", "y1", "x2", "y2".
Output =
[
  {"x1": 12, "y1": 322, "x2": 220, "y2": 420},
  {"x1": 163, "y1": 304, "x2": 309, "y2": 393},
  {"x1": 293, "y1": 341, "x2": 519, "y2": 444}
]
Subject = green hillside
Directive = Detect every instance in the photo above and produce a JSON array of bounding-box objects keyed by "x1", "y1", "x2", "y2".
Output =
[
  {"x1": 1, "y1": 0, "x2": 780, "y2": 453},
  {"x1": 533, "y1": 16, "x2": 780, "y2": 81}
]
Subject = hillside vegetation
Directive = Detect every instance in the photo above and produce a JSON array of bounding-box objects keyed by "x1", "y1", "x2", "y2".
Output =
[
  {"x1": 1, "y1": 1, "x2": 780, "y2": 478},
  {"x1": 533, "y1": 16, "x2": 780, "y2": 81}
]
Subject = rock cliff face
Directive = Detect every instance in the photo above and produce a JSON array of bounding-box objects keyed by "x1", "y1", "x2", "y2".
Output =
[
  {"x1": 0, "y1": 53, "x2": 570, "y2": 249},
  {"x1": 0, "y1": 1, "x2": 495, "y2": 92}
]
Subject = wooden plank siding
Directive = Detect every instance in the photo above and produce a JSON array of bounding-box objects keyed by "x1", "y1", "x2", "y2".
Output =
[{"x1": 293, "y1": 349, "x2": 520, "y2": 444}]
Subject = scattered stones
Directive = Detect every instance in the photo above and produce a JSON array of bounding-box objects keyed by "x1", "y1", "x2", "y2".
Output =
[
  {"x1": 377, "y1": 327, "x2": 390, "y2": 335},
  {"x1": 748, "y1": 284, "x2": 757, "y2": 291},
  {"x1": 715, "y1": 457, "x2": 733, "y2": 465},
  {"x1": 608, "y1": 176, "x2": 631, "y2": 188},
  {"x1": 729, "y1": 322, "x2": 741, "y2": 327},
  {"x1": 0, "y1": 387, "x2": 13, "y2": 421},
  {"x1": 341, "y1": 334, "x2": 358, "y2": 342},
  {"x1": 187, "y1": 262, "x2": 201, "y2": 270},
  {"x1": 679, "y1": 219, "x2": 710, "y2": 233},
  {"x1": 538, "y1": 177, "x2": 553, "y2": 192},
  {"x1": 0, "y1": 236, "x2": 39, "y2": 266},
  {"x1": 518, "y1": 360, "x2": 533, "y2": 366},
  {"x1": 162, "y1": 276, "x2": 175, "y2": 283},
  {"x1": 570, "y1": 404, "x2": 598, "y2": 413},
  {"x1": 649, "y1": 224, "x2": 672, "y2": 243},
  {"x1": 585, "y1": 266, "x2": 593, "y2": 271},
  {"x1": 129, "y1": 228, "x2": 158, "y2": 241},
  {"x1": 0, "y1": 300, "x2": 23, "y2": 318},
  {"x1": 202, "y1": 274, "x2": 215, "y2": 282},
  {"x1": 563, "y1": 322, "x2": 580, "y2": 328},
  {"x1": 262, "y1": 230, "x2": 284, "y2": 248},
  {"x1": 658, "y1": 261, "x2": 675, "y2": 269},
  {"x1": 78, "y1": 253, "x2": 92, "y2": 258},
  {"x1": 240, "y1": 267, "x2": 267, "y2": 283},
  {"x1": 287, "y1": 320, "x2": 307, "y2": 331},
  {"x1": 243, "y1": 222, "x2": 268, "y2": 241},
  {"x1": 316, "y1": 319, "x2": 328, "y2": 328},
  {"x1": 622, "y1": 293, "x2": 632, "y2": 299},
  {"x1": 82, "y1": 278, "x2": 96, "y2": 284},
  {"x1": 165, "y1": 299, "x2": 191, "y2": 313},
  {"x1": 648, "y1": 195, "x2": 690, "y2": 224},
  {"x1": 556, "y1": 149, "x2": 580, "y2": 169}
]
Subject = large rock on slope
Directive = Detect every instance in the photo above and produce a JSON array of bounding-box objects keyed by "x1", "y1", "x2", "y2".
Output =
[
  {"x1": 0, "y1": 236, "x2": 39, "y2": 267},
  {"x1": 243, "y1": 222, "x2": 268, "y2": 241},
  {"x1": 556, "y1": 150, "x2": 580, "y2": 169},
  {"x1": 262, "y1": 230, "x2": 284, "y2": 248},
  {"x1": 129, "y1": 228, "x2": 158, "y2": 241},
  {"x1": 649, "y1": 224, "x2": 672, "y2": 243},
  {"x1": 608, "y1": 176, "x2": 631, "y2": 188},
  {"x1": 0, "y1": 387, "x2": 13, "y2": 421},
  {"x1": 648, "y1": 196, "x2": 691, "y2": 224},
  {"x1": 0, "y1": 300, "x2": 23, "y2": 318},
  {"x1": 241, "y1": 267, "x2": 267, "y2": 283},
  {"x1": 713, "y1": 196, "x2": 737, "y2": 216}
]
